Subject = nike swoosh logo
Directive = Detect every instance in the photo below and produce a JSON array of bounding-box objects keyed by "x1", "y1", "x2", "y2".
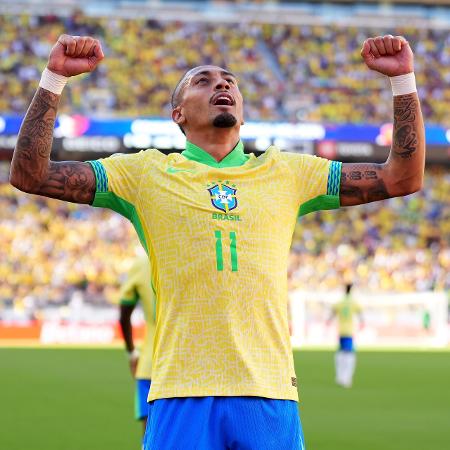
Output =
[{"x1": 166, "y1": 167, "x2": 195, "y2": 174}]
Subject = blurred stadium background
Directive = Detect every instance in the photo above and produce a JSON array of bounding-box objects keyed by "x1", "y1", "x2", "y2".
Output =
[{"x1": 0, "y1": 0, "x2": 449, "y2": 449}]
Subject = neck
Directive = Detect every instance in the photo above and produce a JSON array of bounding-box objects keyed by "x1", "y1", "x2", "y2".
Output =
[{"x1": 185, "y1": 128, "x2": 241, "y2": 162}]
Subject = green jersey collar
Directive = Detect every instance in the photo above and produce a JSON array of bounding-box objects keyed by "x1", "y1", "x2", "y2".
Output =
[{"x1": 182, "y1": 140, "x2": 248, "y2": 168}]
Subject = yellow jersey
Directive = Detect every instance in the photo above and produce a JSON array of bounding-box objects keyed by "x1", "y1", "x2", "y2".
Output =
[
  {"x1": 332, "y1": 295, "x2": 362, "y2": 336},
  {"x1": 119, "y1": 255, "x2": 155, "y2": 380},
  {"x1": 89, "y1": 141, "x2": 341, "y2": 401}
]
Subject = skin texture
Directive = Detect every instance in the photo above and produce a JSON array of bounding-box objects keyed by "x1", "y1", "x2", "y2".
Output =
[{"x1": 10, "y1": 34, "x2": 424, "y2": 207}]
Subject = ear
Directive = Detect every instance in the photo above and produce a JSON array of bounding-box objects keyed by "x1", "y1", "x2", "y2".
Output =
[{"x1": 172, "y1": 106, "x2": 186, "y2": 126}]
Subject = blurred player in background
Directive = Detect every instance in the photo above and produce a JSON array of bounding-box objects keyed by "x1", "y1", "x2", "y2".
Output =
[
  {"x1": 10, "y1": 33, "x2": 424, "y2": 449},
  {"x1": 328, "y1": 283, "x2": 364, "y2": 388},
  {"x1": 422, "y1": 308, "x2": 431, "y2": 335},
  {"x1": 118, "y1": 254, "x2": 155, "y2": 438}
]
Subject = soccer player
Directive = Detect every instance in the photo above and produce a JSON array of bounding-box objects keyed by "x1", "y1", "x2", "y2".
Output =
[
  {"x1": 422, "y1": 308, "x2": 431, "y2": 334},
  {"x1": 118, "y1": 254, "x2": 155, "y2": 436},
  {"x1": 10, "y1": 34, "x2": 425, "y2": 449},
  {"x1": 328, "y1": 283, "x2": 364, "y2": 388}
]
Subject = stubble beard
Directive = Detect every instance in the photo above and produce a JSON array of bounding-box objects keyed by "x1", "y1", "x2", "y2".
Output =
[{"x1": 212, "y1": 112, "x2": 237, "y2": 128}]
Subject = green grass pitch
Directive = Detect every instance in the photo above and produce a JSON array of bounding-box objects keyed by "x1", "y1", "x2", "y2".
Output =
[{"x1": 0, "y1": 348, "x2": 449, "y2": 450}]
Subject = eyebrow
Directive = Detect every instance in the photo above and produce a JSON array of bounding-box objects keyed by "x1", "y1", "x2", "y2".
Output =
[{"x1": 190, "y1": 70, "x2": 238, "y2": 81}]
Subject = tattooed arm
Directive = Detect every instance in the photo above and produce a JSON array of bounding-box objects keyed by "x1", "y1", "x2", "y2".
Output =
[
  {"x1": 9, "y1": 35, "x2": 104, "y2": 204},
  {"x1": 340, "y1": 93, "x2": 424, "y2": 206},
  {"x1": 9, "y1": 88, "x2": 96, "y2": 203},
  {"x1": 340, "y1": 36, "x2": 425, "y2": 207}
]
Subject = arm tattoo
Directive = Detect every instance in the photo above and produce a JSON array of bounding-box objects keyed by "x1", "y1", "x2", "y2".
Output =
[
  {"x1": 393, "y1": 94, "x2": 418, "y2": 159},
  {"x1": 40, "y1": 161, "x2": 96, "y2": 204},
  {"x1": 340, "y1": 163, "x2": 389, "y2": 206},
  {"x1": 10, "y1": 88, "x2": 96, "y2": 204},
  {"x1": 13, "y1": 88, "x2": 59, "y2": 178},
  {"x1": 340, "y1": 92, "x2": 424, "y2": 206},
  {"x1": 342, "y1": 170, "x2": 378, "y2": 182}
]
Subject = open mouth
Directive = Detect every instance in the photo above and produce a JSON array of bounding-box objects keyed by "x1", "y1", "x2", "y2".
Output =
[{"x1": 211, "y1": 93, "x2": 235, "y2": 106}]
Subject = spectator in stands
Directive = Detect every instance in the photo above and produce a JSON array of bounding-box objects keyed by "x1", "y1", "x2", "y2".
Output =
[{"x1": 0, "y1": 14, "x2": 449, "y2": 125}]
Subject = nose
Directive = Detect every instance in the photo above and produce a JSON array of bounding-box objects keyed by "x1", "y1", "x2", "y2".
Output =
[{"x1": 214, "y1": 78, "x2": 230, "y2": 90}]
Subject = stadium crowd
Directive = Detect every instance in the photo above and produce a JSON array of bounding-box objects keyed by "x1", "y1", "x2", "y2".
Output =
[
  {"x1": 0, "y1": 162, "x2": 448, "y2": 320},
  {"x1": 289, "y1": 166, "x2": 449, "y2": 293},
  {"x1": 1, "y1": 12, "x2": 449, "y2": 320},
  {"x1": 0, "y1": 13, "x2": 449, "y2": 125}
]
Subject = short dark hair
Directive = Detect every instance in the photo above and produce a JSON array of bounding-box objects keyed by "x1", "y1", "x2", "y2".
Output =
[
  {"x1": 171, "y1": 70, "x2": 191, "y2": 109},
  {"x1": 171, "y1": 69, "x2": 193, "y2": 136}
]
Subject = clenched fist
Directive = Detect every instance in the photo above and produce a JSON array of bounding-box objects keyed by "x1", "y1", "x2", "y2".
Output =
[
  {"x1": 47, "y1": 34, "x2": 104, "y2": 77},
  {"x1": 361, "y1": 35, "x2": 414, "y2": 77}
]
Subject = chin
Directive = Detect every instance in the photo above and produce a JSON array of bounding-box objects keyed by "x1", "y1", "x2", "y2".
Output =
[{"x1": 213, "y1": 112, "x2": 237, "y2": 128}]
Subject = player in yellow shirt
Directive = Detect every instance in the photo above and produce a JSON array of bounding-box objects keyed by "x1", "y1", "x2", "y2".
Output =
[
  {"x1": 11, "y1": 33, "x2": 425, "y2": 449},
  {"x1": 118, "y1": 255, "x2": 155, "y2": 436},
  {"x1": 328, "y1": 284, "x2": 364, "y2": 388}
]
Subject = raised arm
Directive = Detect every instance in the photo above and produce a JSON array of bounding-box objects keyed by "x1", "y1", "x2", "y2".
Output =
[
  {"x1": 339, "y1": 35, "x2": 425, "y2": 206},
  {"x1": 9, "y1": 35, "x2": 104, "y2": 204}
]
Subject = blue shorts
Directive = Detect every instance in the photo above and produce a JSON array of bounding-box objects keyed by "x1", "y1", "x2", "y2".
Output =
[
  {"x1": 143, "y1": 396, "x2": 305, "y2": 450},
  {"x1": 135, "y1": 379, "x2": 151, "y2": 420},
  {"x1": 339, "y1": 336, "x2": 354, "y2": 352}
]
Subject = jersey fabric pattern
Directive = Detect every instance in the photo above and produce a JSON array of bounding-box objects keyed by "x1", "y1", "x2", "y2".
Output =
[
  {"x1": 89, "y1": 141, "x2": 341, "y2": 402},
  {"x1": 332, "y1": 294, "x2": 362, "y2": 336},
  {"x1": 119, "y1": 255, "x2": 155, "y2": 380}
]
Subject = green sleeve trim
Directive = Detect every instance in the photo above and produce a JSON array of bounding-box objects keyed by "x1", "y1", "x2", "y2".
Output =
[
  {"x1": 298, "y1": 160, "x2": 342, "y2": 217},
  {"x1": 87, "y1": 160, "x2": 108, "y2": 193},
  {"x1": 120, "y1": 289, "x2": 139, "y2": 306},
  {"x1": 298, "y1": 194, "x2": 340, "y2": 217},
  {"x1": 120, "y1": 284, "x2": 139, "y2": 306},
  {"x1": 120, "y1": 298, "x2": 139, "y2": 306},
  {"x1": 91, "y1": 191, "x2": 149, "y2": 254},
  {"x1": 327, "y1": 161, "x2": 342, "y2": 196}
]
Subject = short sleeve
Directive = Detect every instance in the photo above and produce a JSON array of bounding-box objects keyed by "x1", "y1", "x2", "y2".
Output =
[
  {"x1": 119, "y1": 277, "x2": 139, "y2": 306},
  {"x1": 87, "y1": 151, "x2": 147, "y2": 219},
  {"x1": 281, "y1": 153, "x2": 342, "y2": 217}
]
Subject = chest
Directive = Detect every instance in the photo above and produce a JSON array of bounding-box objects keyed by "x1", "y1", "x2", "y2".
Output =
[{"x1": 140, "y1": 169, "x2": 299, "y2": 227}]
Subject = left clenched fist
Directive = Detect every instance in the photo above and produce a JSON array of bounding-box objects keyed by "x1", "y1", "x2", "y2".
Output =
[{"x1": 361, "y1": 35, "x2": 414, "y2": 77}]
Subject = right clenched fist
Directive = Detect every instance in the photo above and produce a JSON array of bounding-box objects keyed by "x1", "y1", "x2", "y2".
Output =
[{"x1": 47, "y1": 34, "x2": 104, "y2": 77}]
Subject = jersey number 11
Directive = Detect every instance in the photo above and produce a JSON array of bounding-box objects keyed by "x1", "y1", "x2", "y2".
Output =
[{"x1": 215, "y1": 230, "x2": 238, "y2": 272}]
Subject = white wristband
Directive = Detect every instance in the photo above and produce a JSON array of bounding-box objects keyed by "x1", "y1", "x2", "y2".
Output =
[
  {"x1": 389, "y1": 73, "x2": 416, "y2": 96},
  {"x1": 127, "y1": 349, "x2": 140, "y2": 361},
  {"x1": 39, "y1": 68, "x2": 68, "y2": 95}
]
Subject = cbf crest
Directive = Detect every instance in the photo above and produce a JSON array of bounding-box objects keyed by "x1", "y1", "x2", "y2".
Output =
[{"x1": 207, "y1": 181, "x2": 237, "y2": 214}]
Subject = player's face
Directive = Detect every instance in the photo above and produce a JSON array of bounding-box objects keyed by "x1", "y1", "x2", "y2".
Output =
[{"x1": 172, "y1": 66, "x2": 244, "y2": 133}]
